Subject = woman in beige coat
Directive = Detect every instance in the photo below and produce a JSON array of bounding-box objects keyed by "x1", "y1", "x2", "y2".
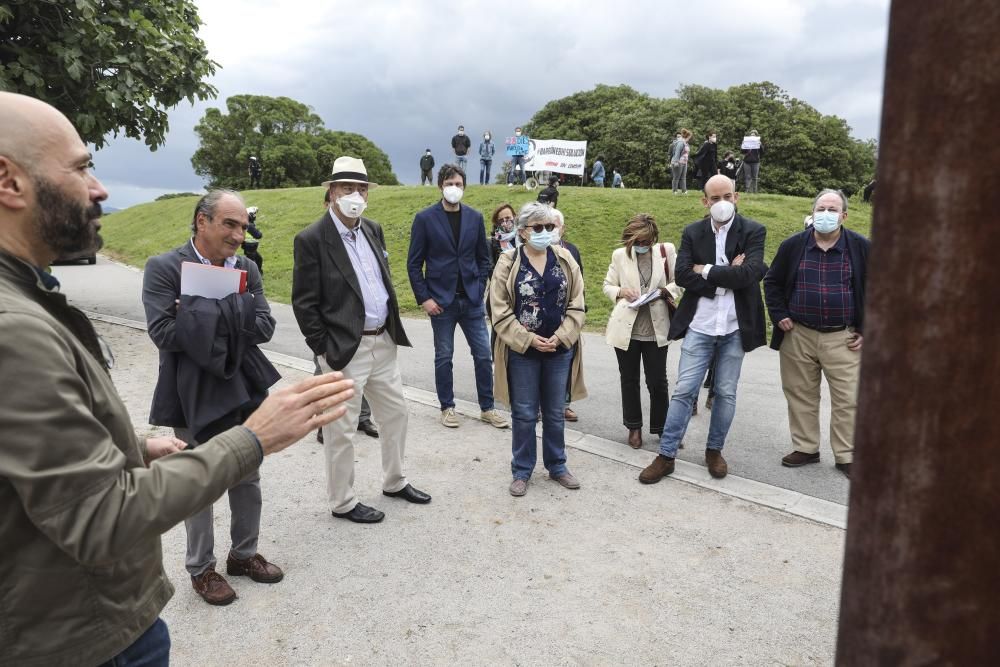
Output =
[
  {"x1": 603, "y1": 214, "x2": 679, "y2": 449},
  {"x1": 491, "y1": 202, "x2": 587, "y2": 497}
]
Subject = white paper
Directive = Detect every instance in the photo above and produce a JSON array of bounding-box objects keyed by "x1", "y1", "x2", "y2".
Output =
[
  {"x1": 741, "y1": 136, "x2": 761, "y2": 150},
  {"x1": 180, "y1": 261, "x2": 245, "y2": 299},
  {"x1": 627, "y1": 288, "x2": 661, "y2": 309}
]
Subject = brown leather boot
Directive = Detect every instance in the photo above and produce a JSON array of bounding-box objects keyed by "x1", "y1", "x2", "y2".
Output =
[
  {"x1": 226, "y1": 553, "x2": 284, "y2": 583},
  {"x1": 705, "y1": 449, "x2": 728, "y2": 479},
  {"x1": 627, "y1": 429, "x2": 642, "y2": 449},
  {"x1": 191, "y1": 569, "x2": 237, "y2": 606},
  {"x1": 639, "y1": 454, "x2": 675, "y2": 484}
]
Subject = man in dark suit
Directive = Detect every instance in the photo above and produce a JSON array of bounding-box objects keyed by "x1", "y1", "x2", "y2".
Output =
[
  {"x1": 292, "y1": 157, "x2": 430, "y2": 524},
  {"x1": 639, "y1": 175, "x2": 768, "y2": 483},
  {"x1": 143, "y1": 189, "x2": 285, "y2": 606},
  {"x1": 406, "y1": 163, "x2": 510, "y2": 430}
]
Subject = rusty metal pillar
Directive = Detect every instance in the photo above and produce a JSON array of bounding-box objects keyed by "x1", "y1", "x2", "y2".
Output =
[{"x1": 836, "y1": 0, "x2": 1000, "y2": 663}]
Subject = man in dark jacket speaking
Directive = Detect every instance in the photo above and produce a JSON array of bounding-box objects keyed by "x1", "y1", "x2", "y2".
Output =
[
  {"x1": 0, "y1": 92, "x2": 353, "y2": 667},
  {"x1": 143, "y1": 189, "x2": 285, "y2": 606},
  {"x1": 639, "y1": 174, "x2": 768, "y2": 483}
]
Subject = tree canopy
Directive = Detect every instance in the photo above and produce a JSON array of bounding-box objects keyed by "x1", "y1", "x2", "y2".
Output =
[
  {"x1": 0, "y1": 0, "x2": 218, "y2": 149},
  {"x1": 523, "y1": 82, "x2": 877, "y2": 196},
  {"x1": 191, "y1": 94, "x2": 399, "y2": 189}
]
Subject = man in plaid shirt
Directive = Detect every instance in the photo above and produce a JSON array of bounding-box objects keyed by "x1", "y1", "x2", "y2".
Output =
[{"x1": 763, "y1": 189, "x2": 871, "y2": 478}]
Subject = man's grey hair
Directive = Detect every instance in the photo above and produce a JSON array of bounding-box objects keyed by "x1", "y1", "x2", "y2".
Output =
[
  {"x1": 516, "y1": 201, "x2": 553, "y2": 229},
  {"x1": 191, "y1": 189, "x2": 245, "y2": 234},
  {"x1": 812, "y1": 188, "x2": 848, "y2": 213}
]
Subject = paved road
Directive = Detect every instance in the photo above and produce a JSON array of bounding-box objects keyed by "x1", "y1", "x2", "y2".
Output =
[{"x1": 52, "y1": 256, "x2": 849, "y2": 505}]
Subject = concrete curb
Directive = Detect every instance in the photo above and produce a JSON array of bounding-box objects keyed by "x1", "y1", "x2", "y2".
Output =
[{"x1": 85, "y1": 310, "x2": 847, "y2": 530}]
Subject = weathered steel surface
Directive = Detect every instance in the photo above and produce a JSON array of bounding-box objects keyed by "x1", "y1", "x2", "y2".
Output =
[{"x1": 836, "y1": 0, "x2": 1000, "y2": 664}]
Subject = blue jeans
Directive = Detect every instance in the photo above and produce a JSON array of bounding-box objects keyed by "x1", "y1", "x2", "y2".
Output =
[
  {"x1": 98, "y1": 618, "x2": 170, "y2": 667},
  {"x1": 508, "y1": 348, "x2": 572, "y2": 480},
  {"x1": 657, "y1": 330, "x2": 745, "y2": 457},
  {"x1": 480, "y1": 159, "x2": 492, "y2": 184},
  {"x1": 511, "y1": 155, "x2": 526, "y2": 183},
  {"x1": 430, "y1": 294, "x2": 494, "y2": 411},
  {"x1": 456, "y1": 155, "x2": 468, "y2": 171}
]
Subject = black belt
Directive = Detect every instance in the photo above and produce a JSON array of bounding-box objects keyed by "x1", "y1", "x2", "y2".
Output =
[
  {"x1": 362, "y1": 324, "x2": 387, "y2": 336},
  {"x1": 795, "y1": 321, "x2": 847, "y2": 333}
]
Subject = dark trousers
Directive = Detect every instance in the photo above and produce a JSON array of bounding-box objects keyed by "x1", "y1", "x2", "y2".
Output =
[
  {"x1": 249, "y1": 173, "x2": 261, "y2": 189},
  {"x1": 420, "y1": 169, "x2": 433, "y2": 185},
  {"x1": 97, "y1": 618, "x2": 170, "y2": 667},
  {"x1": 614, "y1": 339, "x2": 669, "y2": 434}
]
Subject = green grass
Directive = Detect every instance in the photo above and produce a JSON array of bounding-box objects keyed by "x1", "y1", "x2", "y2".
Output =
[{"x1": 102, "y1": 185, "x2": 873, "y2": 331}]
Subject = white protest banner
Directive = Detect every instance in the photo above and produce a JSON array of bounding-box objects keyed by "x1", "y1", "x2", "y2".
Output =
[
  {"x1": 741, "y1": 135, "x2": 762, "y2": 150},
  {"x1": 522, "y1": 139, "x2": 588, "y2": 176}
]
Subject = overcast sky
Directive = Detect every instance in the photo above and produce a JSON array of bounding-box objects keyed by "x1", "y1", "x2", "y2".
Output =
[{"x1": 94, "y1": 0, "x2": 891, "y2": 209}]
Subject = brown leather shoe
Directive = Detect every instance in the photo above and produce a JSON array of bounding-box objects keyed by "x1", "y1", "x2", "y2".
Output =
[
  {"x1": 836, "y1": 462, "x2": 852, "y2": 478},
  {"x1": 564, "y1": 407, "x2": 579, "y2": 422},
  {"x1": 705, "y1": 449, "x2": 728, "y2": 479},
  {"x1": 781, "y1": 451, "x2": 820, "y2": 467},
  {"x1": 639, "y1": 454, "x2": 675, "y2": 484},
  {"x1": 191, "y1": 569, "x2": 236, "y2": 606},
  {"x1": 226, "y1": 553, "x2": 284, "y2": 584},
  {"x1": 627, "y1": 429, "x2": 642, "y2": 449}
]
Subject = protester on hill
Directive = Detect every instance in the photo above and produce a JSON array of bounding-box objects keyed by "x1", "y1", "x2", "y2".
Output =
[
  {"x1": 719, "y1": 151, "x2": 739, "y2": 185},
  {"x1": 603, "y1": 214, "x2": 678, "y2": 449},
  {"x1": 509, "y1": 127, "x2": 528, "y2": 186},
  {"x1": 248, "y1": 155, "x2": 262, "y2": 189},
  {"x1": 639, "y1": 175, "x2": 768, "y2": 484},
  {"x1": 539, "y1": 175, "x2": 560, "y2": 207},
  {"x1": 407, "y1": 164, "x2": 510, "y2": 431},
  {"x1": 591, "y1": 155, "x2": 606, "y2": 187},
  {"x1": 0, "y1": 91, "x2": 353, "y2": 666},
  {"x1": 741, "y1": 130, "x2": 764, "y2": 193},
  {"x1": 764, "y1": 189, "x2": 869, "y2": 479},
  {"x1": 451, "y1": 125, "x2": 471, "y2": 171},
  {"x1": 479, "y1": 130, "x2": 496, "y2": 185},
  {"x1": 420, "y1": 148, "x2": 435, "y2": 186},
  {"x1": 612, "y1": 169, "x2": 624, "y2": 188},
  {"x1": 693, "y1": 131, "x2": 719, "y2": 189},
  {"x1": 670, "y1": 129, "x2": 692, "y2": 194},
  {"x1": 490, "y1": 202, "x2": 587, "y2": 497}
]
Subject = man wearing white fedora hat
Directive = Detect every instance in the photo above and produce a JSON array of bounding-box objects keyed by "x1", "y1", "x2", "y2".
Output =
[{"x1": 292, "y1": 156, "x2": 431, "y2": 524}]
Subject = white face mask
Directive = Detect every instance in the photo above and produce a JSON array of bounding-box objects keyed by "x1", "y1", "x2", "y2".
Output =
[
  {"x1": 633, "y1": 245, "x2": 651, "y2": 254},
  {"x1": 442, "y1": 184, "x2": 464, "y2": 205},
  {"x1": 812, "y1": 210, "x2": 841, "y2": 233},
  {"x1": 336, "y1": 192, "x2": 367, "y2": 219},
  {"x1": 515, "y1": 131, "x2": 522, "y2": 137},
  {"x1": 710, "y1": 200, "x2": 735, "y2": 224},
  {"x1": 485, "y1": 134, "x2": 491, "y2": 141}
]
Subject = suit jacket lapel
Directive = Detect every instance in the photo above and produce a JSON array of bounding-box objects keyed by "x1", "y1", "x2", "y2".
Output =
[
  {"x1": 725, "y1": 215, "x2": 743, "y2": 260},
  {"x1": 321, "y1": 211, "x2": 363, "y2": 300}
]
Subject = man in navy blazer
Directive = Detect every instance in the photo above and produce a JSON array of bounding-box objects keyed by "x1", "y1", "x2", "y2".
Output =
[{"x1": 407, "y1": 164, "x2": 510, "y2": 430}]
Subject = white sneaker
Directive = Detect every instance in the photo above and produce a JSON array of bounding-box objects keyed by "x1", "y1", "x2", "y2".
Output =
[
  {"x1": 480, "y1": 409, "x2": 510, "y2": 429},
  {"x1": 441, "y1": 407, "x2": 460, "y2": 428}
]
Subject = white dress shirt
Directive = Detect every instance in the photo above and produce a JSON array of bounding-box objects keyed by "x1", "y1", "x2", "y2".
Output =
[
  {"x1": 688, "y1": 220, "x2": 739, "y2": 336},
  {"x1": 329, "y1": 208, "x2": 390, "y2": 330}
]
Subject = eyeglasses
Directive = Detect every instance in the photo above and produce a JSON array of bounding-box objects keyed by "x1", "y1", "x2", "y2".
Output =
[
  {"x1": 498, "y1": 217, "x2": 514, "y2": 224},
  {"x1": 526, "y1": 223, "x2": 556, "y2": 233}
]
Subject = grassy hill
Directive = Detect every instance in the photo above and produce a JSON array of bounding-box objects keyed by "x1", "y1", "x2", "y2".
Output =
[{"x1": 102, "y1": 185, "x2": 873, "y2": 331}]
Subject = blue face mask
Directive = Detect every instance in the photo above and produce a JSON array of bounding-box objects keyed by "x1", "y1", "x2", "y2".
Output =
[
  {"x1": 527, "y1": 230, "x2": 554, "y2": 250},
  {"x1": 633, "y1": 245, "x2": 651, "y2": 254},
  {"x1": 812, "y1": 210, "x2": 841, "y2": 233}
]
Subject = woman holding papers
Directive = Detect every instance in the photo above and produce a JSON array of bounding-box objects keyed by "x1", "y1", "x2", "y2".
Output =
[
  {"x1": 490, "y1": 202, "x2": 587, "y2": 497},
  {"x1": 603, "y1": 214, "x2": 679, "y2": 449}
]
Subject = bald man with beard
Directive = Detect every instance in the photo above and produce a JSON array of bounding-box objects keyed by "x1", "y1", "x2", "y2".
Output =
[{"x1": 0, "y1": 93, "x2": 355, "y2": 667}]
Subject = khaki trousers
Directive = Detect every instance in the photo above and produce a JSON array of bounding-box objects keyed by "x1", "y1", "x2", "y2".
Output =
[
  {"x1": 779, "y1": 326, "x2": 860, "y2": 464},
  {"x1": 318, "y1": 332, "x2": 408, "y2": 514}
]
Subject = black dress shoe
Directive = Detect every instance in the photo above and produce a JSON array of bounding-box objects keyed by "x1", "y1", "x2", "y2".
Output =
[
  {"x1": 357, "y1": 419, "x2": 379, "y2": 438},
  {"x1": 332, "y1": 502, "x2": 385, "y2": 523},
  {"x1": 382, "y1": 484, "x2": 431, "y2": 504}
]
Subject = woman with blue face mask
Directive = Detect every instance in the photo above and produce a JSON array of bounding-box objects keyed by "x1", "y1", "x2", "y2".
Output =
[
  {"x1": 603, "y1": 214, "x2": 680, "y2": 450},
  {"x1": 489, "y1": 202, "x2": 587, "y2": 497}
]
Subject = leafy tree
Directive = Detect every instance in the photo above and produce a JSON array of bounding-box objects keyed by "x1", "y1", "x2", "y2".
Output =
[
  {"x1": 191, "y1": 94, "x2": 399, "y2": 189},
  {"x1": 525, "y1": 82, "x2": 876, "y2": 196},
  {"x1": 0, "y1": 0, "x2": 218, "y2": 149}
]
